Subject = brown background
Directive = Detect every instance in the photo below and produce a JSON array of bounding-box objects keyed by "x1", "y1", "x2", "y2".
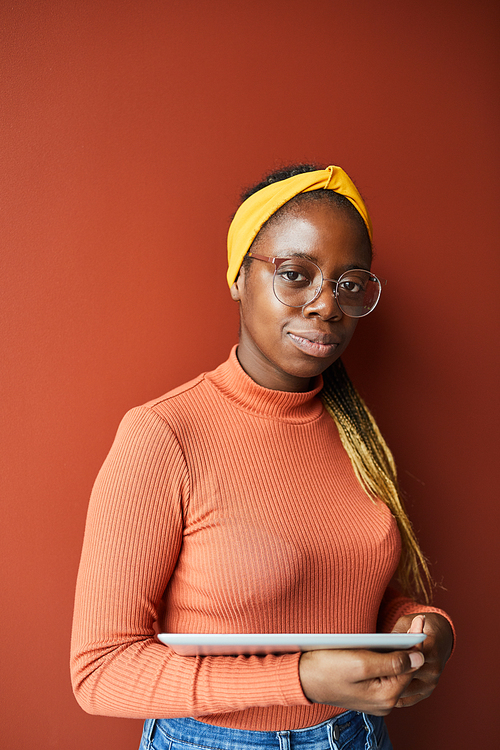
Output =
[{"x1": 1, "y1": 1, "x2": 499, "y2": 748}]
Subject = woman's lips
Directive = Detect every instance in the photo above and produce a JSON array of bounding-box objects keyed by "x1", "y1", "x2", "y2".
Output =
[{"x1": 287, "y1": 332, "x2": 340, "y2": 358}]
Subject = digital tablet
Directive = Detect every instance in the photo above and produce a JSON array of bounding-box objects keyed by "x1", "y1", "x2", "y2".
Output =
[{"x1": 157, "y1": 633, "x2": 426, "y2": 656}]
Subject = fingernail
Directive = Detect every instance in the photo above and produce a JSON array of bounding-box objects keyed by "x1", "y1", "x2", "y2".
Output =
[{"x1": 410, "y1": 651, "x2": 425, "y2": 669}]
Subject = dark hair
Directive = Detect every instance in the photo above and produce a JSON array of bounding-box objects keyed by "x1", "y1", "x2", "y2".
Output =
[
  {"x1": 239, "y1": 163, "x2": 370, "y2": 275},
  {"x1": 240, "y1": 163, "x2": 322, "y2": 202}
]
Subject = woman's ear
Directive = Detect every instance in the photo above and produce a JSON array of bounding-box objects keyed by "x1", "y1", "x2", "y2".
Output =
[{"x1": 230, "y1": 272, "x2": 243, "y2": 302}]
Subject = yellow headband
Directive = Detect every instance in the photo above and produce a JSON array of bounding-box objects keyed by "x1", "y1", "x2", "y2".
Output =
[{"x1": 227, "y1": 165, "x2": 372, "y2": 287}]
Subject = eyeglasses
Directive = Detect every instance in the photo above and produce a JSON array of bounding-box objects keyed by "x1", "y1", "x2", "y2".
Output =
[{"x1": 248, "y1": 253, "x2": 385, "y2": 318}]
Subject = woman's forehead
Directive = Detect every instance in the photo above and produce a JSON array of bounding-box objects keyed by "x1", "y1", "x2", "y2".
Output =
[{"x1": 255, "y1": 201, "x2": 372, "y2": 263}]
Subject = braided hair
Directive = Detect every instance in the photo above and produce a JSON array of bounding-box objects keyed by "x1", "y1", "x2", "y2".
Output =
[{"x1": 239, "y1": 163, "x2": 433, "y2": 603}]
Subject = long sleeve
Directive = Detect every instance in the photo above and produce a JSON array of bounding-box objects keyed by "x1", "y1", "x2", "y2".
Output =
[{"x1": 70, "y1": 406, "x2": 307, "y2": 719}]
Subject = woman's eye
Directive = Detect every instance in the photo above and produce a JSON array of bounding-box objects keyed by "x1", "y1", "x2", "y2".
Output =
[
  {"x1": 339, "y1": 279, "x2": 363, "y2": 293},
  {"x1": 284, "y1": 271, "x2": 304, "y2": 282},
  {"x1": 277, "y1": 267, "x2": 310, "y2": 284}
]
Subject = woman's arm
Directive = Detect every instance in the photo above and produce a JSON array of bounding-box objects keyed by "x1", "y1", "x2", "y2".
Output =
[{"x1": 70, "y1": 406, "x2": 307, "y2": 718}]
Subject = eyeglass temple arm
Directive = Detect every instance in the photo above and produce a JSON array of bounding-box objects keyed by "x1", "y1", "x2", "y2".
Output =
[{"x1": 247, "y1": 252, "x2": 280, "y2": 266}]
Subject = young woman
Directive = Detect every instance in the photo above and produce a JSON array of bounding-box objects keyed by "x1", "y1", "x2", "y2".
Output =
[{"x1": 71, "y1": 164, "x2": 454, "y2": 750}]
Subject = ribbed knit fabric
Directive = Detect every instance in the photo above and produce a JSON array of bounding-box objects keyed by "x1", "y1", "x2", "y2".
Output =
[{"x1": 71, "y1": 346, "x2": 451, "y2": 730}]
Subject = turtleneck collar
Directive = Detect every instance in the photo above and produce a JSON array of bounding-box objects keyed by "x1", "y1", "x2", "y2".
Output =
[{"x1": 205, "y1": 346, "x2": 324, "y2": 423}]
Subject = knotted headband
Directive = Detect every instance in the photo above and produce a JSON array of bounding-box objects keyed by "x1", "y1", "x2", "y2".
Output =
[{"x1": 227, "y1": 165, "x2": 372, "y2": 287}]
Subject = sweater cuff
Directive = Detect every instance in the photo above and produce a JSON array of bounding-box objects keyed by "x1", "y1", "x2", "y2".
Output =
[{"x1": 276, "y1": 652, "x2": 312, "y2": 706}]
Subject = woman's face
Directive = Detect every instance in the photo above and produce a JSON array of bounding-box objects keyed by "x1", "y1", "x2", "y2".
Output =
[{"x1": 231, "y1": 200, "x2": 372, "y2": 392}]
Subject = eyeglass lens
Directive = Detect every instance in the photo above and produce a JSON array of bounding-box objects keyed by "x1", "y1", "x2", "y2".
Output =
[{"x1": 273, "y1": 259, "x2": 381, "y2": 317}]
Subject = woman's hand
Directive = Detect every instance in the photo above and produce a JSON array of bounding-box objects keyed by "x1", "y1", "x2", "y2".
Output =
[
  {"x1": 299, "y1": 647, "x2": 425, "y2": 716},
  {"x1": 391, "y1": 613, "x2": 454, "y2": 708}
]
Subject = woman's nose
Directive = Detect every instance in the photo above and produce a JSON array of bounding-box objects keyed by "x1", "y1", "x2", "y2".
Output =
[{"x1": 301, "y1": 280, "x2": 343, "y2": 320}]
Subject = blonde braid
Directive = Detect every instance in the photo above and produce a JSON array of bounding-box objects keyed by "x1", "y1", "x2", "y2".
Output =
[{"x1": 321, "y1": 359, "x2": 433, "y2": 604}]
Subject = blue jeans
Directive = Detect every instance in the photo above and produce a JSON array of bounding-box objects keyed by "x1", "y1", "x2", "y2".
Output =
[{"x1": 139, "y1": 713, "x2": 393, "y2": 749}]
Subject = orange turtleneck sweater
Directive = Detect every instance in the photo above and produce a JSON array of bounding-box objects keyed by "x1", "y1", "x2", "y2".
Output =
[{"x1": 71, "y1": 347, "x2": 450, "y2": 730}]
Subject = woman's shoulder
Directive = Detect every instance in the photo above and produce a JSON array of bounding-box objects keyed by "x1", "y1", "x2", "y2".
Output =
[
  {"x1": 115, "y1": 349, "x2": 239, "y2": 443},
  {"x1": 108, "y1": 372, "x2": 213, "y2": 462},
  {"x1": 137, "y1": 349, "x2": 236, "y2": 416},
  {"x1": 143, "y1": 371, "x2": 208, "y2": 409},
  {"x1": 124, "y1": 359, "x2": 228, "y2": 433}
]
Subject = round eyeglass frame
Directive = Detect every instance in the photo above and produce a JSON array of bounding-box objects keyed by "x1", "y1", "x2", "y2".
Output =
[{"x1": 247, "y1": 252, "x2": 386, "y2": 318}]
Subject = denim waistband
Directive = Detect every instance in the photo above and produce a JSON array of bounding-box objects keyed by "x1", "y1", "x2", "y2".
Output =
[{"x1": 141, "y1": 711, "x2": 388, "y2": 749}]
